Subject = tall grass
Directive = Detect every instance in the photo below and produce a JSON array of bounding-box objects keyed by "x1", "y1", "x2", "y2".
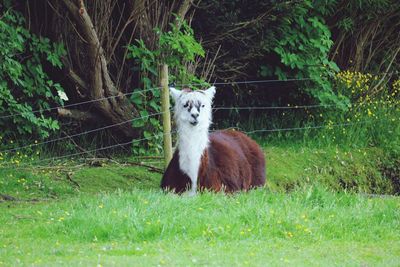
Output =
[
  {"x1": 43, "y1": 187, "x2": 398, "y2": 243},
  {"x1": 1, "y1": 188, "x2": 399, "y2": 266},
  {"x1": 219, "y1": 96, "x2": 399, "y2": 152}
]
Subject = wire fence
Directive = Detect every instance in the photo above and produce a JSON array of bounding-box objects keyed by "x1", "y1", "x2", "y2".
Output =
[
  {"x1": 0, "y1": 77, "x2": 314, "y2": 120},
  {"x1": 0, "y1": 87, "x2": 160, "y2": 120},
  {"x1": 0, "y1": 110, "x2": 168, "y2": 154},
  {"x1": 244, "y1": 121, "x2": 364, "y2": 134},
  {"x1": 0, "y1": 76, "x2": 396, "y2": 170},
  {"x1": 0, "y1": 119, "x2": 374, "y2": 169},
  {"x1": 213, "y1": 103, "x2": 339, "y2": 111},
  {"x1": 1, "y1": 72, "x2": 397, "y2": 120},
  {"x1": 0, "y1": 102, "x2": 349, "y2": 155},
  {"x1": 0, "y1": 131, "x2": 174, "y2": 169},
  {"x1": 182, "y1": 77, "x2": 313, "y2": 86}
]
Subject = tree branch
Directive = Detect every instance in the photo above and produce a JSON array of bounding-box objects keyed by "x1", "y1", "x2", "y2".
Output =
[
  {"x1": 175, "y1": 0, "x2": 193, "y2": 28},
  {"x1": 67, "y1": 68, "x2": 88, "y2": 91},
  {"x1": 57, "y1": 108, "x2": 98, "y2": 122},
  {"x1": 371, "y1": 45, "x2": 400, "y2": 93}
]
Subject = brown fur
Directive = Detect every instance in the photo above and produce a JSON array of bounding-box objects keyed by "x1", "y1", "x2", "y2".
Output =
[{"x1": 161, "y1": 130, "x2": 266, "y2": 193}]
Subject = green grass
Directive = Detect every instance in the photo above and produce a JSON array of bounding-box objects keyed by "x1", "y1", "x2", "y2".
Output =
[
  {"x1": 0, "y1": 163, "x2": 162, "y2": 200},
  {"x1": 0, "y1": 145, "x2": 399, "y2": 266},
  {"x1": 1, "y1": 188, "x2": 399, "y2": 266}
]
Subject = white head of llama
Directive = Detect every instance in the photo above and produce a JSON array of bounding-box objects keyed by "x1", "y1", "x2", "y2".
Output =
[
  {"x1": 170, "y1": 86, "x2": 216, "y2": 130},
  {"x1": 169, "y1": 86, "x2": 216, "y2": 195}
]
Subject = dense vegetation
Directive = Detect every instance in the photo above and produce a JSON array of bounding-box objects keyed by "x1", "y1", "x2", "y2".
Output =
[{"x1": 1, "y1": 0, "x2": 398, "y2": 189}]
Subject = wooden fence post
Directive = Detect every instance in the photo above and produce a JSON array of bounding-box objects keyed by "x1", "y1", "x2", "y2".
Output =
[{"x1": 160, "y1": 64, "x2": 173, "y2": 169}]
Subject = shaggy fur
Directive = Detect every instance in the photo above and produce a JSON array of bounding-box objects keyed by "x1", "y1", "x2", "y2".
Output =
[{"x1": 161, "y1": 86, "x2": 266, "y2": 194}]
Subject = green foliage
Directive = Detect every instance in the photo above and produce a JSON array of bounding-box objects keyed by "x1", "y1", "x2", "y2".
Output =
[
  {"x1": 0, "y1": 8, "x2": 66, "y2": 141},
  {"x1": 265, "y1": 2, "x2": 348, "y2": 107},
  {"x1": 128, "y1": 18, "x2": 206, "y2": 87},
  {"x1": 127, "y1": 19, "x2": 206, "y2": 155},
  {"x1": 126, "y1": 42, "x2": 163, "y2": 155},
  {"x1": 158, "y1": 21, "x2": 205, "y2": 79}
]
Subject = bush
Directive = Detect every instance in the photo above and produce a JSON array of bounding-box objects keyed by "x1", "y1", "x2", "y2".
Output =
[{"x1": 0, "y1": 7, "x2": 66, "y2": 143}]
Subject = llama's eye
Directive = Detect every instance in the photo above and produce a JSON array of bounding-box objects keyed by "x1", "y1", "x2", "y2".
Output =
[
  {"x1": 183, "y1": 104, "x2": 188, "y2": 108},
  {"x1": 201, "y1": 105, "x2": 205, "y2": 108}
]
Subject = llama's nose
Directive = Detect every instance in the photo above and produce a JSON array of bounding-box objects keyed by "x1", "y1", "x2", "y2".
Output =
[{"x1": 191, "y1": 113, "x2": 199, "y2": 119}]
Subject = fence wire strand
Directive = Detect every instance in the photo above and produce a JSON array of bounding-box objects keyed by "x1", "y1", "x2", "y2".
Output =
[
  {"x1": 0, "y1": 131, "x2": 177, "y2": 169},
  {"x1": 0, "y1": 77, "x2": 314, "y2": 120},
  {"x1": 213, "y1": 104, "x2": 339, "y2": 111},
  {"x1": 1, "y1": 74, "x2": 396, "y2": 120},
  {"x1": 244, "y1": 122, "x2": 365, "y2": 134},
  {"x1": 0, "y1": 87, "x2": 161, "y2": 120},
  {"x1": 0, "y1": 110, "x2": 168, "y2": 154},
  {"x1": 176, "y1": 77, "x2": 312, "y2": 87}
]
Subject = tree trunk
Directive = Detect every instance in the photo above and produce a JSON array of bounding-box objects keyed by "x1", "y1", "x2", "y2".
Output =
[
  {"x1": 61, "y1": 0, "x2": 139, "y2": 138},
  {"x1": 24, "y1": 0, "x2": 195, "y2": 140}
]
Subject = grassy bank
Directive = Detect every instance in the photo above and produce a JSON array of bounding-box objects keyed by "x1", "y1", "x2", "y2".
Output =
[{"x1": 0, "y1": 145, "x2": 398, "y2": 200}]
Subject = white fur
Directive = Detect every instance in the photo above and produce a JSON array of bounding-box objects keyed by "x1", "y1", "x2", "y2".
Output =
[{"x1": 170, "y1": 86, "x2": 216, "y2": 195}]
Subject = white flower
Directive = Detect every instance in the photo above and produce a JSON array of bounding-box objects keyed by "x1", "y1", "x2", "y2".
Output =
[{"x1": 57, "y1": 90, "x2": 69, "y2": 101}]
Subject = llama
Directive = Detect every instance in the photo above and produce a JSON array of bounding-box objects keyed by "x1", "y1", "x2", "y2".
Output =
[{"x1": 161, "y1": 86, "x2": 266, "y2": 195}]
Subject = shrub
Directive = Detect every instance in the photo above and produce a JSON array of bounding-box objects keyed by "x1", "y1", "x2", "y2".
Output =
[{"x1": 0, "y1": 7, "x2": 66, "y2": 143}]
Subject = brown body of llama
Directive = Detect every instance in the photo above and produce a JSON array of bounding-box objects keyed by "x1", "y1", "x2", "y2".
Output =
[{"x1": 161, "y1": 129, "x2": 266, "y2": 193}]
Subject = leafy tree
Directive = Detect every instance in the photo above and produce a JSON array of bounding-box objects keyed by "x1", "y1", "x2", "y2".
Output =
[
  {"x1": 267, "y1": 3, "x2": 348, "y2": 107},
  {"x1": 19, "y1": 0, "x2": 199, "y2": 141}
]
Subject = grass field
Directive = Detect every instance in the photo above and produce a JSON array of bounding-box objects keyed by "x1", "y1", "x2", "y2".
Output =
[
  {"x1": 1, "y1": 188, "x2": 399, "y2": 266},
  {"x1": 1, "y1": 145, "x2": 399, "y2": 266}
]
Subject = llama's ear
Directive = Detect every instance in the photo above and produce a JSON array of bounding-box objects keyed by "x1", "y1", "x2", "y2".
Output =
[
  {"x1": 169, "y1": 87, "x2": 181, "y2": 101},
  {"x1": 204, "y1": 86, "x2": 216, "y2": 101}
]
